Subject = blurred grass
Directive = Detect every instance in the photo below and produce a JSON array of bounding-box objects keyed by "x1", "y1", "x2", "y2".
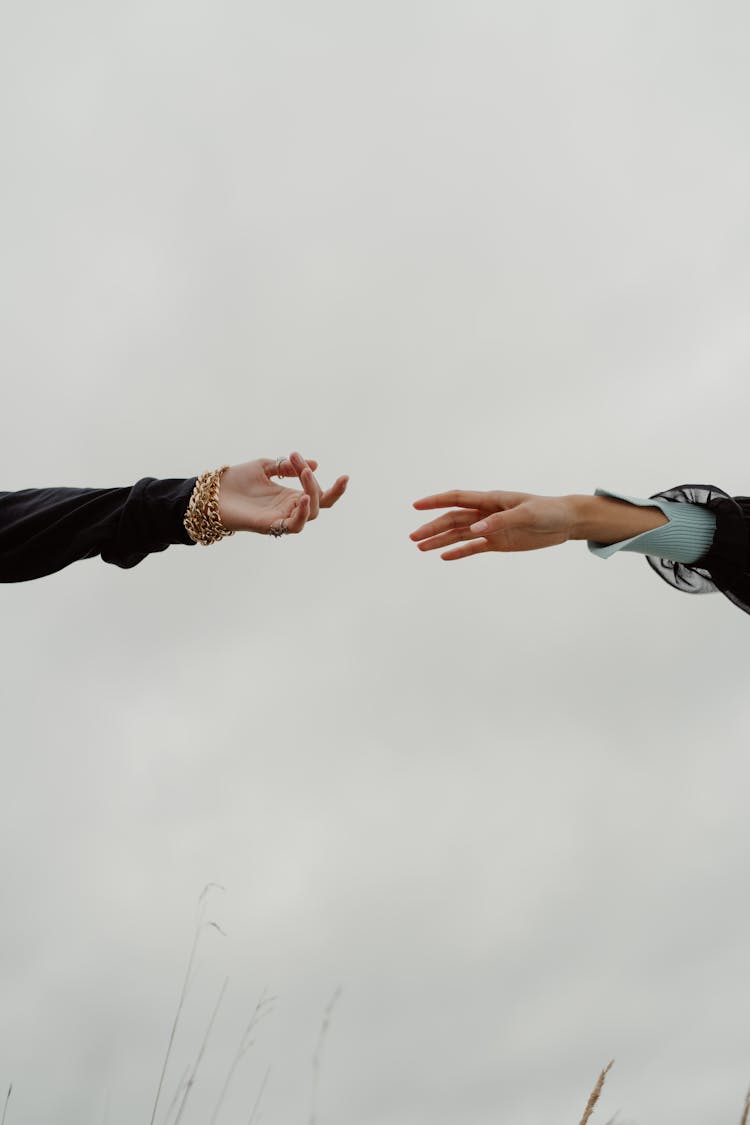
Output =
[{"x1": 2, "y1": 900, "x2": 749, "y2": 1125}]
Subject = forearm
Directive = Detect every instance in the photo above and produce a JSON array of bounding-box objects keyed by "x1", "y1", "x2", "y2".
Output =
[
  {"x1": 0, "y1": 477, "x2": 196, "y2": 583},
  {"x1": 574, "y1": 483, "x2": 748, "y2": 613}
]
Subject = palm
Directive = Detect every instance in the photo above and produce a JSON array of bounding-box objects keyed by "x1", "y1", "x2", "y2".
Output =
[
  {"x1": 222, "y1": 464, "x2": 299, "y2": 531},
  {"x1": 218, "y1": 454, "x2": 348, "y2": 535}
]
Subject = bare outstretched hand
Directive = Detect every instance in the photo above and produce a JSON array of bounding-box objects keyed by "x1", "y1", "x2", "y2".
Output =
[{"x1": 410, "y1": 489, "x2": 574, "y2": 560}]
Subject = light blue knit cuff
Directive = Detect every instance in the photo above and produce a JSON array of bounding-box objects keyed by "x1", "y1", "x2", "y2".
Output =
[{"x1": 587, "y1": 488, "x2": 717, "y2": 563}]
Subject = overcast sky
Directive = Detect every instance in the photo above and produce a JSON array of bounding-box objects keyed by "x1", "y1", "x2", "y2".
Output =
[{"x1": 2, "y1": 2, "x2": 750, "y2": 1123}]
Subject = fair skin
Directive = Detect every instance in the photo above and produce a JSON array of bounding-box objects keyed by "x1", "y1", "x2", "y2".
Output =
[
  {"x1": 410, "y1": 490, "x2": 667, "y2": 561},
  {"x1": 218, "y1": 451, "x2": 349, "y2": 536}
]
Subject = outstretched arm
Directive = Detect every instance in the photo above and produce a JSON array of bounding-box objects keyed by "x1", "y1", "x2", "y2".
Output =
[
  {"x1": 410, "y1": 490, "x2": 672, "y2": 560},
  {"x1": 0, "y1": 451, "x2": 348, "y2": 583},
  {"x1": 410, "y1": 482, "x2": 749, "y2": 614}
]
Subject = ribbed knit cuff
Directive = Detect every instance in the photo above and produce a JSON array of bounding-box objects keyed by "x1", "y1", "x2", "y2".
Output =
[{"x1": 587, "y1": 488, "x2": 717, "y2": 563}]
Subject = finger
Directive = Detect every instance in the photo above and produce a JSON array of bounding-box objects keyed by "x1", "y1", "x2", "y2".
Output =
[
  {"x1": 300, "y1": 466, "x2": 322, "y2": 519},
  {"x1": 263, "y1": 456, "x2": 293, "y2": 479},
  {"x1": 320, "y1": 475, "x2": 349, "y2": 509},
  {"x1": 289, "y1": 450, "x2": 318, "y2": 477},
  {"x1": 469, "y1": 512, "x2": 509, "y2": 534},
  {"x1": 284, "y1": 494, "x2": 310, "y2": 534},
  {"x1": 469, "y1": 506, "x2": 528, "y2": 538},
  {"x1": 410, "y1": 509, "x2": 483, "y2": 542},
  {"x1": 286, "y1": 457, "x2": 319, "y2": 475},
  {"x1": 412, "y1": 490, "x2": 493, "y2": 511},
  {"x1": 263, "y1": 456, "x2": 319, "y2": 479},
  {"x1": 440, "y1": 538, "x2": 489, "y2": 561},
  {"x1": 416, "y1": 527, "x2": 480, "y2": 552}
]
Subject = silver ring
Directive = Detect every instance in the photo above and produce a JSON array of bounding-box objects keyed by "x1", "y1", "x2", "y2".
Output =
[
  {"x1": 269, "y1": 519, "x2": 288, "y2": 538},
  {"x1": 274, "y1": 456, "x2": 286, "y2": 478}
]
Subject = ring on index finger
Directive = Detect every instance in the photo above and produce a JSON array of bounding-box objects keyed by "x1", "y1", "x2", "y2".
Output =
[
  {"x1": 269, "y1": 519, "x2": 289, "y2": 538},
  {"x1": 274, "y1": 456, "x2": 287, "y2": 477}
]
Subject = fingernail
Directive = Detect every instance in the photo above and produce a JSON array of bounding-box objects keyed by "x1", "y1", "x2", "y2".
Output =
[{"x1": 471, "y1": 520, "x2": 487, "y2": 533}]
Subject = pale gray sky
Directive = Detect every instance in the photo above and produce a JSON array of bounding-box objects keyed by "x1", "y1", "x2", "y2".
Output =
[{"x1": 2, "y1": 2, "x2": 750, "y2": 1123}]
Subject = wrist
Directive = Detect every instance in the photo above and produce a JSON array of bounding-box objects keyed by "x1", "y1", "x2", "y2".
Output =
[
  {"x1": 183, "y1": 466, "x2": 235, "y2": 545},
  {"x1": 566, "y1": 495, "x2": 604, "y2": 541},
  {"x1": 566, "y1": 493, "x2": 668, "y2": 544}
]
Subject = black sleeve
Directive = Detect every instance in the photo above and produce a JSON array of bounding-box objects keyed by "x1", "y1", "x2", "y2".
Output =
[
  {"x1": 645, "y1": 483, "x2": 750, "y2": 615},
  {"x1": 0, "y1": 476, "x2": 198, "y2": 583}
]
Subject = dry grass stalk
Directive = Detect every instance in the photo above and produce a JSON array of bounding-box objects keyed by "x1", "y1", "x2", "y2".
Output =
[
  {"x1": 173, "y1": 976, "x2": 229, "y2": 1125},
  {"x1": 163, "y1": 1066, "x2": 191, "y2": 1125},
  {"x1": 579, "y1": 1060, "x2": 614, "y2": 1125},
  {"x1": 740, "y1": 1085, "x2": 750, "y2": 1125},
  {"x1": 309, "y1": 987, "x2": 343, "y2": 1125},
  {"x1": 247, "y1": 1066, "x2": 271, "y2": 1125},
  {"x1": 209, "y1": 987, "x2": 275, "y2": 1125},
  {"x1": 1, "y1": 1084, "x2": 11, "y2": 1125},
  {"x1": 148, "y1": 883, "x2": 225, "y2": 1125}
]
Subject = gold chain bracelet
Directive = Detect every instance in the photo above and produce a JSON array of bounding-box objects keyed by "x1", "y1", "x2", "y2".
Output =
[{"x1": 183, "y1": 466, "x2": 235, "y2": 546}]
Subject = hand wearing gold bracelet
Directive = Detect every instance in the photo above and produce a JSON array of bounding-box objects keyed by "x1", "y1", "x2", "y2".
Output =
[{"x1": 184, "y1": 451, "x2": 349, "y2": 545}]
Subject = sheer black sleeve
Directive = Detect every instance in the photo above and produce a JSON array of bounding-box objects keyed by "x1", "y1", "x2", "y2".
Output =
[
  {"x1": 0, "y1": 476, "x2": 197, "y2": 583},
  {"x1": 646, "y1": 484, "x2": 750, "y2": 614}
]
